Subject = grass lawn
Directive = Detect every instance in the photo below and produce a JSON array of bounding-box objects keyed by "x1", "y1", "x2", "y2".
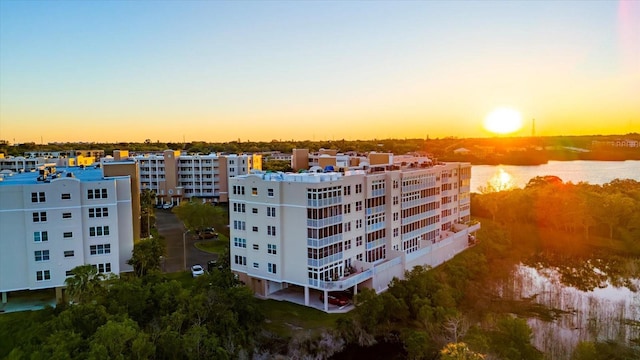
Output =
[
  {"x1": 163, "y1": 271, "x2": 196, "y2": 287},
  {"x1": 260, "y1": 299, "x2": 346, "y2": 338},
  {"x1": 194, "y1": 235, "x2": 229, "y2": 254}
]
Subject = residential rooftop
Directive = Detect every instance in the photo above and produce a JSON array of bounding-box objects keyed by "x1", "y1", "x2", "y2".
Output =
[{"x1": 0, "y1": 165, "x2": 107, "y2": 186}]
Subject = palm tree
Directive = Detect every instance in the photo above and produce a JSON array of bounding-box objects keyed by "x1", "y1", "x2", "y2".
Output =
[
  {"x1": 140, "y1": 189, "x2": 156, "y2": 238},
  {"x1": 65, "y1": 264, "x2": 105, "y2": 304}
]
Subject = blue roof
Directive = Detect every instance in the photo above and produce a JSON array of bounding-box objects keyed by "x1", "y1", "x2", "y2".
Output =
[{"x1": 0, "y1": 166, "x2": 105, "y2": 186}]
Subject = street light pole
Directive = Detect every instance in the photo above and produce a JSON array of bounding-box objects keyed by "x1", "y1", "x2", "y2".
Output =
[{"x1": 182, "y1": 230, "x2": 189, "y2": 271}]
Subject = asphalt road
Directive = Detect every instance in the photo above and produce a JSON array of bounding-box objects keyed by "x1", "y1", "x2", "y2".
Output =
[{"x1": 154, "y1": 209, "x2": 218, "y2": 273}]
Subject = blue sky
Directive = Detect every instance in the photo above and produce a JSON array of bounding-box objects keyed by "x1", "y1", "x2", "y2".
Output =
[{"x1": 1, "y1": 1, "x2": 637, "y2": 143}]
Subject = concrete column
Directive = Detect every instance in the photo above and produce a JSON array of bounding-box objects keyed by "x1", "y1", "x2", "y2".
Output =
[
  {"x1": 55, "y1": 287, "x2": 63, "y2": 303},
  {"x1": 323, "y1": 290, "x2": 328, "y2": 312},
  {"x1": 353, "y1": 286, "x2": 358, "y2": 297},
  {"x1": 1, "y1": 292, "x2": 7, "y2": 304},
  {"x1": 304, "y1": 286, "x2": 309, "y2": 306}
]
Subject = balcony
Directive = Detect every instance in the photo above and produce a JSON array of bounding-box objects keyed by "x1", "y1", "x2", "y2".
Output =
[{"x1": 308, "y1": 267, "x2": 374, "y2": 290}]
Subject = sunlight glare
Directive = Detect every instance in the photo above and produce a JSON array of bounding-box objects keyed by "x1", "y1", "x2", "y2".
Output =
[
  {"x1": 483, "y1": 107, "x2": 523, "y2": 134},
  {"x1": 488, "y1": 168, "x2": 515, "y2": 192}
]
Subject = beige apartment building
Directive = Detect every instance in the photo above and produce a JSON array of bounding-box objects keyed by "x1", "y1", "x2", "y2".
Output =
[{"x1": 112, "y1": 150, "x2": 262, "y2": 204}]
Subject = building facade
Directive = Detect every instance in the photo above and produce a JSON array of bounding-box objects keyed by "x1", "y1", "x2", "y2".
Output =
[
  {"x1": 229, "y1": 154, "x2": 479, "y2": 312},
  {"x1": 114, "y1": 150, "x2": 262, "y2": 204},
  {"x1": 0, "y1": 164, "x2": 136, "y2": 303}
]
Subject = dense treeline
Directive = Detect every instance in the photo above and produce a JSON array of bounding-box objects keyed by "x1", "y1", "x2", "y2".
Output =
[
  {"x1": 1, "y1": 239, "x2": 264, "y2": 360},
  {"x1": 474, "y1": 178, "x2": 640, "y2": 252},
  {"x1": 334, "y1": 178, "x2": 640, "y2": 359},
  {"x1": 2, "y1": 135, "x2": 639, "y2": 164}
]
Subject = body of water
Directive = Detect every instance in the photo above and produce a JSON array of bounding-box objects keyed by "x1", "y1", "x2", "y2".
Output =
[{"x1": 471, "y1": 160, "x2": 640, "y2": 193}]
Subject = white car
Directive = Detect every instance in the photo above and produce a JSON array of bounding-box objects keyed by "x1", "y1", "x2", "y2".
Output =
[
  {"x1": 191, "y1": 264, "x2": 205, "y2": 277},
  {"x1": 162, "y1": 203, "x2": 172, "y2": 209}
]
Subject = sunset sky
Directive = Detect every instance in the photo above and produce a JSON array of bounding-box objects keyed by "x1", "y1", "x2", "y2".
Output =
[{"x1": 1, "y1": 1, "x2": 638, "y2": 144}]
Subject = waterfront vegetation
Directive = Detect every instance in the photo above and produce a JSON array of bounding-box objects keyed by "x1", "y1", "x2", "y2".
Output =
[{"x1": 1, "y1": 178, "x2": 639, "y2": 359}]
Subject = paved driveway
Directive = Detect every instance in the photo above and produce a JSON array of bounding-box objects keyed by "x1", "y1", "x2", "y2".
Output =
[{"x1": 154, "y1": 209, "x2": 217, "y2": 273}]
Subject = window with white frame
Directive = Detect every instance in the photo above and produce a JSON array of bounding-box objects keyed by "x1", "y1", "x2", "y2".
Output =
[
  {"x1": 63, "y1": 232, "x2": 73, "y2": 238},
  {"x1": 90, "y1": 244, "x2": 111, "y2": 255},
  {"x1": 252, "y1": 207, "x2": 258, "y2": 214},
  {"x1": 356, "y1": 236, "x2": 363, "y2": 246},
  {"x1": 233, "y1": 237, "x2": 247, "y2": 248},
  {"x1": 89, "y1": 226, "x2": 110, "y2": 237},
  {"x1": 252, "y1": 187, "x2": 258, "y2": 195},
  {"x1": 267, "y1": 188, "x2": 274, "y2": 197},
  {"x1": 36, "y1": 270, "x2": 51, "y2": 281},
  {"x1": 61, "y1": 193, "x2": 71, "y2": 200},
  {"x1": 234, "y1": 255, "x2": 247, "y2": 266},
  {"x1": 253, "y1": 244, "x2": 259, "y2": 250},
  {"x1": 267, "y1": 225, "x2": 276, "y2": 236},
  {"x1": 32, "y1": 211, "x2": 47, "y2": 222},
  {"x1": 252, "y1": 226, "x2": 258, "y2": 232},
  {"x1": 268, "y1": 263, "x2": 277, "y2": 274},
  {"x1": 93, "y1": 263, "x2": 112, "y2": 273},
  {"x1": 62, "y1": 212, "x2": 72, "y2": 219},
  {"x1": 267, "y1": 207, "x2": 276, "y2": 217},
  {"x1": 31, "y1": 192, "x2": 46, "y2": 203},
  {"x1": 355, "y1": 201, "x2": 362, "y2": 211},
  {"x1": 34, "y1": 231, "x2": 48, "y2": 242},
  {"x1": 89, "y1": 207, "x2": 109, "y2": 218},
  {"x1": 268, "y1": 244, "x2": 277, "y2": 254},
  {"x1": 64, "y1": 250, "x2": 74, "y2": 257},
  {"x1": 253, "y1": 262, "x2": 259, "y2": 268},
  {"x1": 34, "y1": 250, "x2": 50, "y2": 262}
]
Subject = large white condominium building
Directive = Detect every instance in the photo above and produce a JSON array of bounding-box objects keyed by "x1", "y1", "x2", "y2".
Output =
[
  {"x1": 229, "y1": 152, "x2": 479, "y2": 312},
  {"x1": 0, "y1": 162, "x2": 138, "y2": 304},
  {"x1": 111, "y1": 150, "x2": 262, "y2": 204}
]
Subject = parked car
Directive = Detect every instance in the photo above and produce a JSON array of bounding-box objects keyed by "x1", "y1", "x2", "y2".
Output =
[
  {"x1": 198, "y1": 228, "x2": 218, "y2": 239},
  {"x1": 162, "y1": 203, "x2": 173, "y2": 209},
  {"x1": 319, "y1": 292, "x2": 350, "y2": 306},
  {"x1": 191, "y1": 264, "x2": 205, "y2": 277}
]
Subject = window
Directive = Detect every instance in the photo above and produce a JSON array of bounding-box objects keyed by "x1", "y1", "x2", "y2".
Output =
[
  {"x1": 393, "y1": 196, "x2": 399, "y2": 205},
  {"x1": 61, "y1": 193, "x2": 71, "y2": 200},
  {"x1": 93, "y1": 263, "x2": 112, "y2": 273},
  {"x1": 253, "y1": 262, "x2": 259, "y2": 268},
  {"x1": 393, "y1": 228, "x2": 399, "y2": 237},
  {"x1": 355, "y1": 184, "x2": 362, "y2": 193},
  {"x1": 356, "y1": 236, "x2": 363, "y2": 247},
  {"x1": 393, "y1": 212, "x2": 399, "y2": 221},
  {"x1": 252, "y1": 226, "x2": 258, "y2": 232},
  {"x1": 63, "y1": 232, "x2": 73, "y2": 238},
  {"x1": 34, "y1": 231, "x2": 48, "y2": 242},
  {"x1": 31, "y1": 192, "x2": 46, "y2": 203},
  {"x1": 393, "y1": 180, "x2": 399, "y2": 189},
  {"x1": 234, "y1": 255, "x2": 247, "y2": 266},
  {"x1": 252, "y1": 187, "x2": 258, "y2": 196},
  {"x1": 252, "y1": 208, "x2": 258, "y2": 214},
  {"x1": 34, "y1": 250, "x2": 50, "y2": 262},
  {"x1": 267, "y1": 188, "x2": 274, "y2": 197},
  {"x1": 65, "y1": 270, "x2": 74, "y2": 276},
  {"x1": 253, "y1": 244, "x2": 259, "y2": 250},
  {"x1": 88, "y1": 188, "x2": 108, "y2": 199},
  {"x1": 63, "y1": 212, "x2": 72, "y2": 219},
  {"x1": 32, "y1": 211, "x2": 47, "y2": 222},
  {"x1": 355, "y1": 219, "x2": 362, "y2": 229},
  {"x1": 355, "y1": 201, "x2": 363, "y2": 212},
  {"x1": 233, "y1": 237, "x2": 247, "y2": 248},
  {"x1": 345, "y1": 239, "x2": 352, "y2": 250},
  {"x1": 267, "y1": 207, "x2": 276, "y2": 217},
  {"x1": 233, "y1": 220, "x2": 246, "y2": 230},
  {"x1": 344, "y1": 222, "x2": 351, "y2": 232},
  {"x1": 89, "y1": 226, "x2": 110, "y2": 237},
  {"x1": 344, "y1": 186, "x2": 351, "y2": 196},
  {"x1": 64, "y1": 250, "x2": 74, "y2": 257},
  {"x1": 36, "y1": 270, "x2": 51, "y2": 281},
  {"x1": 267, "y1": 225, "x2": 276, "y2": 236},
  {"x1": 268, "y1": 263, "x2": 277, "y2": 274},
  {"x1": 90, "y1": 244, "x2": 111, "y2": 255},
  {"x1": 268, "y1": 244, "x2": 277, "y2": 254},
  {"x1": 89, "y1": 208, "x2": 109, "y2": 218}
]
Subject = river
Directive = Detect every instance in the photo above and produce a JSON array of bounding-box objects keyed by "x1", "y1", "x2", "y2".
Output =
[{"x1": 471, "y1": 160, "x2": 640, "y2": 193}]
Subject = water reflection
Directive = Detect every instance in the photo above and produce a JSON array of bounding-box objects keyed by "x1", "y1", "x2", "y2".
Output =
[
  {"x1": 495, "y1": 254, "x2": 640, "y2": 359},
  {"x1": 485, "y1": 167, "x2": 516, "y2": 192}
]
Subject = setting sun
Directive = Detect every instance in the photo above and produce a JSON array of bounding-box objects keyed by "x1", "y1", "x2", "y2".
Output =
[{"x1": 484, "y1": 107, "x2": 524, "y2": 135}]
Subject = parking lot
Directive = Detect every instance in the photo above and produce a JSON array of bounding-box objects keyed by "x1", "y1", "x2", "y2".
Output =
[{"x1": 154, "y1": 209, "x2": 218, "y2": 273}]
